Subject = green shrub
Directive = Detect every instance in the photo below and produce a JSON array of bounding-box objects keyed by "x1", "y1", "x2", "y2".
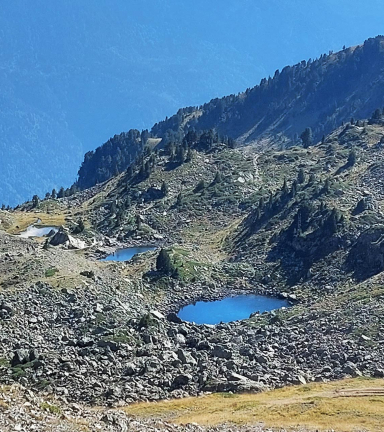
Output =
[
  {"x1": 45, "y1": 268, "x2": 58, "y2": 277},
  {"x1": 40, "y1": 402, "x2": 61, "y2": 415},
  {"x1": 138, "y1": 313, "x2": 158, "y2": 329},
  {"x1": 0, "y1": 358, "x2": 9, "y2": 367}
]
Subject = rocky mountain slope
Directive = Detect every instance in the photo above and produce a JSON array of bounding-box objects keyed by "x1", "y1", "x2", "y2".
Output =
[
  {"x1": 74, "y1": 35, "x2": 384, "y2": 192},
  {"x1": 152, "y1": 36, "x2": 384, "y2": 147},
  {"x1": 2, "y1": 107, "x2": 384, "y2": 431},
  {"x1": 1, "y1": 111, "x2": 384, "y2": 417}
]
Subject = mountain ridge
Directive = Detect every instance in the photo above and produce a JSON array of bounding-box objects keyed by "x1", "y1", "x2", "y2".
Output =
[
  {"x1": 75, "y1": 35, "x2": 384, "y2": 192},
  {"x1": 152, "y1": 36, "x2": 384, "y2": 146}
]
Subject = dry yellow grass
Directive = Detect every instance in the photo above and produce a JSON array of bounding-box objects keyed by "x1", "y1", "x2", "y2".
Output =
[
  {"x1": 6, "y1": 211, "x2": 66, "y2": 234},
  {"x1": 124, "y1": 378, "x2": 384, "y2": 432},
  {"x1": 182, "y1": 216, "x2": 243, "y2": 262}
]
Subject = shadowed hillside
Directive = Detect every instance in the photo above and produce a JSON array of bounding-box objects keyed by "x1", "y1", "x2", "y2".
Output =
[{"x1": 152, "y1": 36, "x2": 384, "y2": 147}]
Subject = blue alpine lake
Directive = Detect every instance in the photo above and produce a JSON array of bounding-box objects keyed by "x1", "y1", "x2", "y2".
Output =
[
  {"x1": 177, "y1": 294, "x2": 289, "y2": 325},
  {"x1": 19, "y1": 225, "x2": 58, "y2": 238},
  {"x1": 101, "y1": 246, "x2": 156, "y2": 262}
]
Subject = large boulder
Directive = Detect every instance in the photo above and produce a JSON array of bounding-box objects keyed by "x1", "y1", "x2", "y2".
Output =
[
  {"x1": 212, "y1": 345, "x2": 232, "y2": 359},
  {"x1": 167, "y1": 312, "x2": 183, "y2": 324},
  {"x1": 342, "y1": 362, "x2": 362, "y2": 377},
  {"x1": 49, "y1": 229, "x2": 86, "y2": 249},
  {"x1": 172, "y1": 373, "x2": 191, "y2": 388},
  {"x1": 0, "y1": 302, "x2": 14, "y2": 319},
  {"x1": 203, "y1": 377, "x2": 264, "y2": 393},
  {"x1": 11, "y1": 349, "x2": 30, "y2": 367},
  {"x1": 177, "y1": 349, "x2": 197, "y2": 366}
]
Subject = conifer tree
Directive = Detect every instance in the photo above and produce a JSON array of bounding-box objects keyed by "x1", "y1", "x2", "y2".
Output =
[
  {"x1": 77, "y1": 219, "x2": 85, "y2": 232},
  {"x1": 185, "y1": 148, "x2": 193, "y2": 162},
  {"x1": 161, "y1": 181, "x2": 169, "y2": 196},
  {"x1": 372, "y1": 108, "x2": 382, "y2": 120},
  {"x1": 176, "y1": 192, "x2": 183, "y2": 206},
  {"x1": 323, "y1": 178, "x2": 331, "y2": 194},
  {"x1": 297, "y1": 168, "x2": 305, "y2": 184},
  {"x1": 138, "y1": 160, "x2": 146, "y2": 179},
  {"x1": 156, "y1": 249, "x2": 173, "y2": 275},
  {"x1": 300, "y1": 127, "x2": 313, "y2": 148},
  {"x1": 347, "y1": 149, "x2": 357, "y2": 166},
  {"x1": 110, "y1": 201, "x2": 117, "y2": 215},
  {"x1": 308, "y1": 173, "x2": 316, "y2": 185},
  {"x1": 325, "y1": 208, "x2": 338, "y2": 234},
  {"x1": 176, "y1": 146, "x2": 185, "y2": 163},
  {"x1": 127, "y1": 165, "x2": 134, "y2": 179},
  {"x1": 136, "y1": 214, "x2": 142, "y2": 230},
  {"x1": 57, "y1": 187, "x2": 65, "y2": 199},
  {"x1": 228, "y1": 137, "x2": 236, "y2": 149},
  {"x1": 282, "y1": 178, "x2": 289, "y2": 195},
  {"x1": 213, "y1": 171, "x2": 223, "y2": 184},
  {"x1": 194, "y1": 179, "x2": 206, "y2": 193},
  {"x1": 144, "y1": 160, "x2": 151, "y2": 178},
  {"x1": 32, "y1": 195, "x2": 39, "y2": 208}
]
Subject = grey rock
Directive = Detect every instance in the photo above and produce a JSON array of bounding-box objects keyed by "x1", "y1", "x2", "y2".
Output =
[
  {"x1": 342, "y1": 362, "x2": 362, "y2": 377},
  {"x1": 77, "y1": 337, "x2": 94, "y2": 348},
  {"x1": 177, "y1": 349, "x2": 197, "y2": 366},
  {"x1": 98, "y1": 340, "x2": 119, "y2": 352},
  {"x1": 11, "y1": 349, "x2": 30, "y2": 367},
  {"x1": 167, "y1": 312, "x2": 182, "y2": 324},
  {"x1": 227, "y1": 372, "x2": 248, "y2": 382},
  {"x1": 172, "y1": 374, "x2": 191, "y2": 388},
  {"x1": 256, "y1": 354, "x2": 268, "y2": 364},
  {"x1": 212, "y1": 345, "x2": 232, "y2": 359},
  {"x1": 124, "y1": 363, "x2": 137, "y2": 376},
  {"x1": 373, "y1": 368, "x2": 384, "y2": 378},
  {"x1": 196, "y1": 340, "x2": 211, "y2": 351},
  {"x1": 150, "y1": 310, "x2": 165, "y2": 320},
  {"x1": 0, "y1": 302, "x2": 13, "y2": 318},
  {"x1": 175, "y1": 334, "x2": 186, "y2": 345}
]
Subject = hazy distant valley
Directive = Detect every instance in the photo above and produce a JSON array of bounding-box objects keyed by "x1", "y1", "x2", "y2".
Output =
[{"x1": 2, "y1": 1, "x2": 383, "y2": 206}]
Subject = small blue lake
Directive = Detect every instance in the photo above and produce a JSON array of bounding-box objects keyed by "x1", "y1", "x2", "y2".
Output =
[
  {"x1": 19, "y1": 226, "x2": 58, "y2": 238},
  {"x1": 177, "y1": 294, "x2": 289, "y2": 325},
  {"x1": 101, "y1": 246, "x2": 156, "y2": 262}
]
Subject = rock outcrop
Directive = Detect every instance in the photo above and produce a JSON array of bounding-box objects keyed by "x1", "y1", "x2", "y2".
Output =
[{"x1": 49, "y1": 229, "x2": 86, "y2": 250}]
